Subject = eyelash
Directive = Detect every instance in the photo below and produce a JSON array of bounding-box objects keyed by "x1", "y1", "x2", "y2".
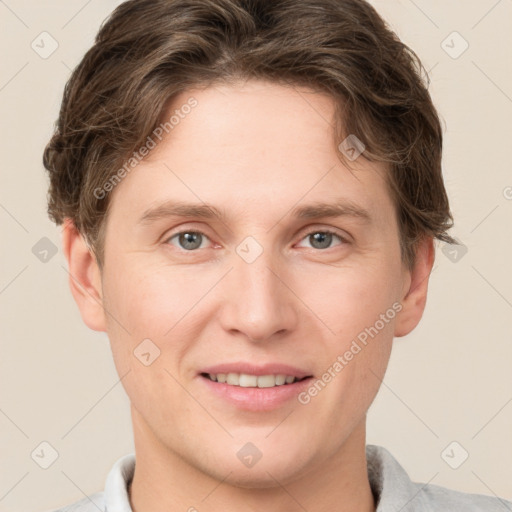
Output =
[{"x1": 164, "y1": 228, "x2": 349, "y2": 252}]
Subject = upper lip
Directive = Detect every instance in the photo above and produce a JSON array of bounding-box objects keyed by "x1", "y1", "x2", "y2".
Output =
[{"x1": 199, "y1": 362, "x2": 313, "y2": 379}]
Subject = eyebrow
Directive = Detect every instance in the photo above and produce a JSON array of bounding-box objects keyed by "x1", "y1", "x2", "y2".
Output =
[{"x1": 138, "y1": 199, "x2": 372, "y2": 225}]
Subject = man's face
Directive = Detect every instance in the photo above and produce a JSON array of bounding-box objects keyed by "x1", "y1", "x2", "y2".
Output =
[{"x1": 100, "y1": 80, "x2": 410, "y2": 485}]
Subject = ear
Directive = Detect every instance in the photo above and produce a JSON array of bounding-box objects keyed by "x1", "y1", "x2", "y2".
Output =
[
  {"x1": 394, "y1": 237, "x2": 435, "y2": 338},
  {"x1": 61, "y1": 218, "x2": 107, "y2": 332}
]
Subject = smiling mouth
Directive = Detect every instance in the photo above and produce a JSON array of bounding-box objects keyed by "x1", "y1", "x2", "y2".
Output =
[{"x1": 200, "y1": 372, "x2": 312, "y2": 388}]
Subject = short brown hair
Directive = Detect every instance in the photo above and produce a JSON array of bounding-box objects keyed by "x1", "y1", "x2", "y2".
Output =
[{"x1": 43, "y1": 0, "x2": 454, "y2": 269}]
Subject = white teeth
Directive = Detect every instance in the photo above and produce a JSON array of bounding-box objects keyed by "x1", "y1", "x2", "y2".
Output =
[
  {"x1": 239, "y1": 374, "x2": 258, "y2": 387},
  {"x1": 226, "y1": 373, "x2": 239, "y2": 385},
  {"x1": 275, "y1": 374, "x2": 286, "y2": 385},
  {"x1": 206, "y1": 372, "x2": 302, "y2": 387},
  {"x1": 257, "y1": 375, "x2": 276, "y2": 388}
]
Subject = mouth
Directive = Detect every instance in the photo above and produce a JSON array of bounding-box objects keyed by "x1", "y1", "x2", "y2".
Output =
[
  {"x1": 197, "y1": 364, "x2": 314, "y2": 411},
  {"x1": 200, "y1": 372, "x2": 311, "y2": 388}
]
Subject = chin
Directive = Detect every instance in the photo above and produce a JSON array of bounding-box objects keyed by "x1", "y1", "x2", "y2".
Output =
[
  {"x1": 195, "y1": 443, "x2": 314, "y2": 489},
  {"x1": 210, "y1": 463, "x2": 304, "y2": 490}
]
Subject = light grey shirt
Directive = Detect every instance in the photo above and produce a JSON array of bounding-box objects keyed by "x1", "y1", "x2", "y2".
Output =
[{"x1": 49, "y1": 444, "x2": 512, "y2": 511}]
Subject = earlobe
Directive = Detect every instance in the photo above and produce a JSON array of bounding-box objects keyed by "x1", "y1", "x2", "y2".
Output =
[
  {"x1": 394, "y1": 237, "x2": 435, "y2": 338},
  {"x1": 61, "y1": 218, "x2": 107, "y2": 332}
]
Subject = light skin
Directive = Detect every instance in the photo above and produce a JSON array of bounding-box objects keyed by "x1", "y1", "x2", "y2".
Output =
[{"x1": 62, "y1": 80, "x2": 434, "y2": 512}]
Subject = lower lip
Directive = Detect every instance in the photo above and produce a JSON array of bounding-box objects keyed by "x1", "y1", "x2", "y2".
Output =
[{"x1": 199, "y1": 375, "x2": 313, "y2": 411}]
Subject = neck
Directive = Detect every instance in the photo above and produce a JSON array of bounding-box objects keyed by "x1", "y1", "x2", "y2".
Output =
[{"x1": 128, "y1": 407, "x2": 375, "y2": 512}]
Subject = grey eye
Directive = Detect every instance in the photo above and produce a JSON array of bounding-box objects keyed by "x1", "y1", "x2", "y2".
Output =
[
  {"x1": 297, "y1": 230, "x2": 344, "y2": 250},
  {"x1": 308, "y1": 232, "x2": 334, "y2": 249},
  {"x1": 168, "y1": 231, "x2": 207, "y2": 250}
]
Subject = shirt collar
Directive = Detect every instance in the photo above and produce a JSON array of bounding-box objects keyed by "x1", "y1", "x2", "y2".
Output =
[{"x1": 103, "y1": 445, "x2": 418, "y2": 511}]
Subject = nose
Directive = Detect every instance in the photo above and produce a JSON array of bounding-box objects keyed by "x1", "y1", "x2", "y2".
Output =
[{"x1": 218, "y1": 245, "x2": 299, "y2": 343}]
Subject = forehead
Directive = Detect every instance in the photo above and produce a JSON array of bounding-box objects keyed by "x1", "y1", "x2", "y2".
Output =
[
  {"x1": 165, "y1": 80, "x2": 339, "y2": 163},
  {"x1": 107, "y1": 80, "x2": 394, "y2": 230}
]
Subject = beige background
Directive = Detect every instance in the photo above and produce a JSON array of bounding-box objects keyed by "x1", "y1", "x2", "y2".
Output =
[{"x1": 1, "y1": 1, "x2": 511, "y2": 510}]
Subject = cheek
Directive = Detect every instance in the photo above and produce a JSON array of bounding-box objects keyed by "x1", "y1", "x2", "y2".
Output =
[
  {"x1": 298, "y1": 271, "x2": 397, "y2": 436},
  {"x1": 298, "y1": 257, "x2": 402, "y2": 341},
  {"x1": 295, "y1": 255, "x2": 400, "y2": 409},
  {"x1": 100, "y1": 262, "x2": 193, "y2": 419},
  {"x1": 101, "y1": 259, "x2": 220, "y2": 387},
  {"x1": 104, "y1": 260, "x2": 199, "y2": 338}
]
